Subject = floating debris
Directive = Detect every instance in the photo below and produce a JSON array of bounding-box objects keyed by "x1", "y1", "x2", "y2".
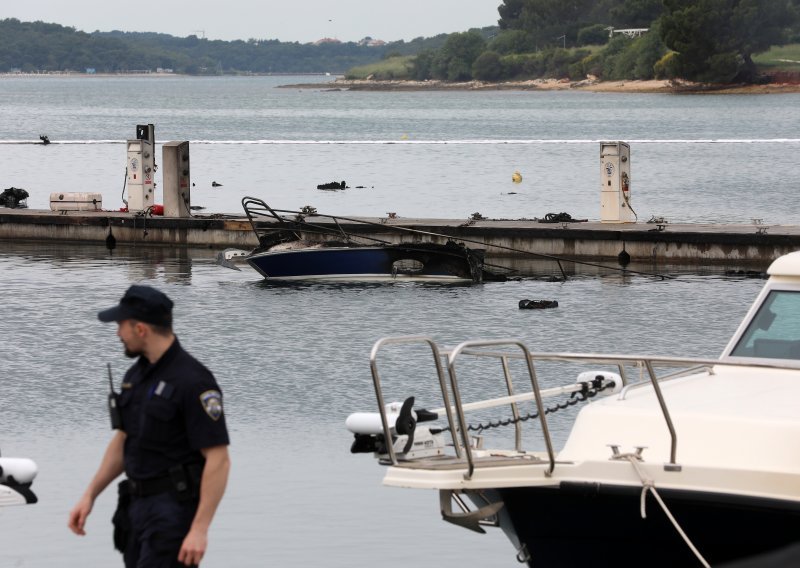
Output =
[
  {"x1": 519, "y1": 299, "x2": 559, "y2": 309},
  {"x1": 0, "y1": 187, "x2": 29, "y2": 208},
  {"x1": 317, "y1": 180, "x2": 348, "y2": 190},
  {"x1": 539, "y1": 212, "x2": 587, "y2": 223},
  {"x1": 724, "y1": 270, "x2": 767, "y2": 279}
]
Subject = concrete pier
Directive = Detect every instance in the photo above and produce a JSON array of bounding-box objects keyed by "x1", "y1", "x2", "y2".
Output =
[{"x1": 1, "y1": 208, "x2": 799, "y2": 271}]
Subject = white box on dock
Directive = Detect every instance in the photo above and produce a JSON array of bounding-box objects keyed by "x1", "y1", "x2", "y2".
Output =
[{"x1": 49, "y1": 192, "x2": 103, "y2": 211}]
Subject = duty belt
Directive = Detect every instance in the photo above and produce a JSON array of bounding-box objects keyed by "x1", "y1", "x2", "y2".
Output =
[
  {"x1": 126, "y1": 475, "x2": 174, "y2": 497},
  {"x1": 127, "y1": 463, "x2": 203, "y2": 499}
]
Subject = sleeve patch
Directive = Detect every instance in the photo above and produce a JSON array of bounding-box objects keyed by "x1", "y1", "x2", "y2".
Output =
[{"x1": 199, "y1": 390, "x2": 224, "y2": 421}]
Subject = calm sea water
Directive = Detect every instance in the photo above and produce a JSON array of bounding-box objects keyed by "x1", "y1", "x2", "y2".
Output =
[
  {"x1": 1, "y1": 75, "x2": 799, "y2": 223},
  {"x1": 0, "y1": 241, "x2": 765, "y2": 567},
  {"x1": 0, "y1": 76, "x2": 792, "y2": 567}
]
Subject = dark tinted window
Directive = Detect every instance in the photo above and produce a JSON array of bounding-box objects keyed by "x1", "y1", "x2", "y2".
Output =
[{"x1": 731, "y1": 291, "x2": 800, "y2": 359}]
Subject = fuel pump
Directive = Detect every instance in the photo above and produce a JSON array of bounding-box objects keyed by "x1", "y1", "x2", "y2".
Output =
[
  {"x1": 162, "y1": 141, "x2": 190, "y2": 217},
  {"x1": 600, "y1": 141, "x2": 636, "y2": 223},
  {"x1": 126, "y1": 124, "x2": 157, "y2": 212}
]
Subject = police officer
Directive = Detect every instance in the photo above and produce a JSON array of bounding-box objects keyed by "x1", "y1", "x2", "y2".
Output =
[{"x1": 68, "y1": 285, "x2": 231, "y2": 567}]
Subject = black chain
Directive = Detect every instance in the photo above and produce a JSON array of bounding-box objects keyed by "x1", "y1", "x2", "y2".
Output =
[{"x1": 442, "y1": 378, "x2": 615, "y2": 433}]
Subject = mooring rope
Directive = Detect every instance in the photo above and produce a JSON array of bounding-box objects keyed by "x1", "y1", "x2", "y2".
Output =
[{"x1": 623, "y1": 454, "x2": 710, "y2": 568}]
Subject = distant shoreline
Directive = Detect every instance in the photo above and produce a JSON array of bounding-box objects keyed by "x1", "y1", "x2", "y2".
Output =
[
  {"x1": 0, "y1": 72, "x2": 334, "y2": 79},
  {"x1": 3, "y1": 73, "x2": 798, "y2": 93},
  {"x1": 283, "y1": 77, "x2": 800, "y2": 94}
]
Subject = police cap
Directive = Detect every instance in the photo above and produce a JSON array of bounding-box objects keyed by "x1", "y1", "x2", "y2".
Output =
[{"x1": 98, "y1": 285, "x2": 174, "y2": 326}]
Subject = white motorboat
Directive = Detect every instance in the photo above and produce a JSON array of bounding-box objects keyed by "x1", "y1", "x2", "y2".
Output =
[
  {"x1": 0, "y1": 452, "x2": 38, "y2": 506},
  {"x1": 347, "y1": 251, "x2": 800, "y2": 567}
]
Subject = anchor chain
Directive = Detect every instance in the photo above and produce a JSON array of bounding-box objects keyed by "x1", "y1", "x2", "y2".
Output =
[{"x1": 443, "y1": 378, "x2": 615, "y2": 433}]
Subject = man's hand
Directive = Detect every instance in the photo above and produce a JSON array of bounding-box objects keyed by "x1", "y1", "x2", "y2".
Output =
[
  {"x1": 67, "y1": 431, "x2": 126, "y2": 537},
  {"x1": 67, "y1": 494, "x2": 94, "y2": 536},
  {"x1": 178, "y1": 527, "x2": 208, "y2": 566},
  {"x1": 177, "y1": 445, "x2": 230, "y2": 565}
]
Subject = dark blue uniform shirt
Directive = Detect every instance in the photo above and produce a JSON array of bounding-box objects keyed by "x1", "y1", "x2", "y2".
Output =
[{"x1": 117, "y1": 337, "x2": 229, "y2": 480}]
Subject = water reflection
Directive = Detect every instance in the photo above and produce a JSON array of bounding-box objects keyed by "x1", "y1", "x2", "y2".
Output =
[
  {"x1": 4, "y1": 242, "x2": 199, "y2": 282},
  {"x1": 0, "y1": 240, "x2": 768, "y2": 568}
]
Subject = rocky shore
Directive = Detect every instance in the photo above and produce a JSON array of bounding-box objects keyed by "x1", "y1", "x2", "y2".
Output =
[{"x1": 288, "y1": 77, "x2": 800, "y2": 94}]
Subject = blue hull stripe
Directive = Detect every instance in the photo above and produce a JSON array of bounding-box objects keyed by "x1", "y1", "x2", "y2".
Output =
[{"x1": 247, "y1": 246, "x2": 471, "y2": 280}]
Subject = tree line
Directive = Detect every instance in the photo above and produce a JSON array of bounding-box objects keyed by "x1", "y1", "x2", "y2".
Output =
[
  {"x1": 406, "y1": 0, "x2": 800, "y2": 83},
  {"x1": 0, "y1": 18, "x2": 445, "y2": 75},
  {"x1": 3, "y1": 2, "x2": 800, "y2": 84}
]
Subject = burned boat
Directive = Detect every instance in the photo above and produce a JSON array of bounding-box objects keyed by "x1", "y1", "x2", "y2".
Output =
[{"x1": 221, "y1": 196, "x2": 502, "y2": 282}]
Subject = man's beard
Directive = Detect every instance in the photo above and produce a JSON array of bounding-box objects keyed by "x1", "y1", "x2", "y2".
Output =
[{"x1": 124, "y1": 347, "x2": 142, "y2": 358}]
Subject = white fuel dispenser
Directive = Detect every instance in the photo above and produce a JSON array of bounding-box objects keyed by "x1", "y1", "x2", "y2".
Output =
[
  {"x1": 600, "y1": 141, "x2": 636, "y2": 223},
  {"x1": 126, "y1": 124, "x2": 157, "y2": 212},
  {"x1": 162, "y1": 141, "x2": 190, "y2": 217}
]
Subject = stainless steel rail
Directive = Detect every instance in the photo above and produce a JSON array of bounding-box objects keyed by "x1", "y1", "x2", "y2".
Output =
[
  {"x1": 369, "y1": 336, "x2": 461, "y2": 464},
  {"x1": 447, "y1": 339, "x2": 557, "y2": 479},
  {"x1": 368, "y1": 337, "x2": 799, "y2": 476}
]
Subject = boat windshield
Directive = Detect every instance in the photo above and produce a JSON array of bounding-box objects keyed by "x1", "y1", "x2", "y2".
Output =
[{"x1": 731, "y1": 290, "x2": 800, "y2": 360}]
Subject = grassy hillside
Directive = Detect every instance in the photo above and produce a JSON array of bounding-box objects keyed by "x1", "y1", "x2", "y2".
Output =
[
  {"x1": 754, "y1": 44, "x2": 800, "y2": 71},
  {"x1": 342, "y1": 43, "x2": 800, "y2": 83},
  {"x1": 344, "y1": 56, "x2": 415, "y2": 80}
]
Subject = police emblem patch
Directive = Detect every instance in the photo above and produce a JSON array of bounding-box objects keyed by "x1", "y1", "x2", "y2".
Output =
[{"x1": 200, "y1": 390, "x2": 223, "y2": 421}]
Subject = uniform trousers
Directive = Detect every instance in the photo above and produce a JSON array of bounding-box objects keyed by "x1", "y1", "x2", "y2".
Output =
[{"x1": 124, "y1": 492, "x2": 198, "y2": 568}]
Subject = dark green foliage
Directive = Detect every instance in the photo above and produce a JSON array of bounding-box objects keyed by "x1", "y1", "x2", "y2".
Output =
[
  {"x1": 473, "y1": 51, "x2": 505, "y2": 81},
  {"x1": 595, "y1": 28, "x2": 666, "y2": 80},
  {"x1": 660, "y1": 0, "x2": 799, "y2": 82},
  {"x1": 577, "y1": 24, "x2": 611, "y2": 46},
  {"x1": 492, "y1": 0, "x2": 799, "y2": 83},
  {"x1": 410, "y1": 50, "x2": 436, "y2": 80},
  {"x1": 499, "y1": 49, "x2": 590, "y2": 80},
  {"x1": 498, "y1": 0, "x2": 526, "y2": 30},
  {"x1": 499, "y1": 53, "x2": 542, "y2": 78},
  {"x1": 430, "y1": 31, "x2": 487, "y2": 81},
  {"x1": 501, "y1": 0, "x2": 595, "y2": 49},
  {"x1": 497, "y1": 0, "x2": 632, "y2": 49},
  {"x1": 489, "y1": 30, "x2": 537, "y2": 54},
  {"x1": 0, "y1": 18, "x2": 499, "y2": 75},
  {"x1": 5, "y1": 2, "x2": 799, "y2": 85},
  {"x1": 609, "y1": 0, "x2": 664, "y2": 27}
]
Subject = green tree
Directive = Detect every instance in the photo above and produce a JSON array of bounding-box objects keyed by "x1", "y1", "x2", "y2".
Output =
[
  {"x1": 498, "y1": 0, "x2": 526, "y2": 29},
  {"x1": 473, "y1": 51, "x2": 505, "y2": 80},
  {"x1": 577, "y1": 24, "x2": 610, "y2": 46},
  {"x1": 489, "y1": 29, "x2": 536, "y2": 54},
  {"x1": 497, "y1": 0, "x2": 629, "y2": 48},
  {"x1": 430, "y1": 31, "x2": 486, "y2": 80},
  {"x1": 411, "y1": 49, "x2": 435, "y2": 80},
  {"x1": 660, "y1": 0, "x2": 798, "y2": 82},
  {"x1": 609, "y1": 0, "x2": 664, "y2": 27},
  {"x1": 600, "y1": 28, "x2": 666, "y2": 79}
]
